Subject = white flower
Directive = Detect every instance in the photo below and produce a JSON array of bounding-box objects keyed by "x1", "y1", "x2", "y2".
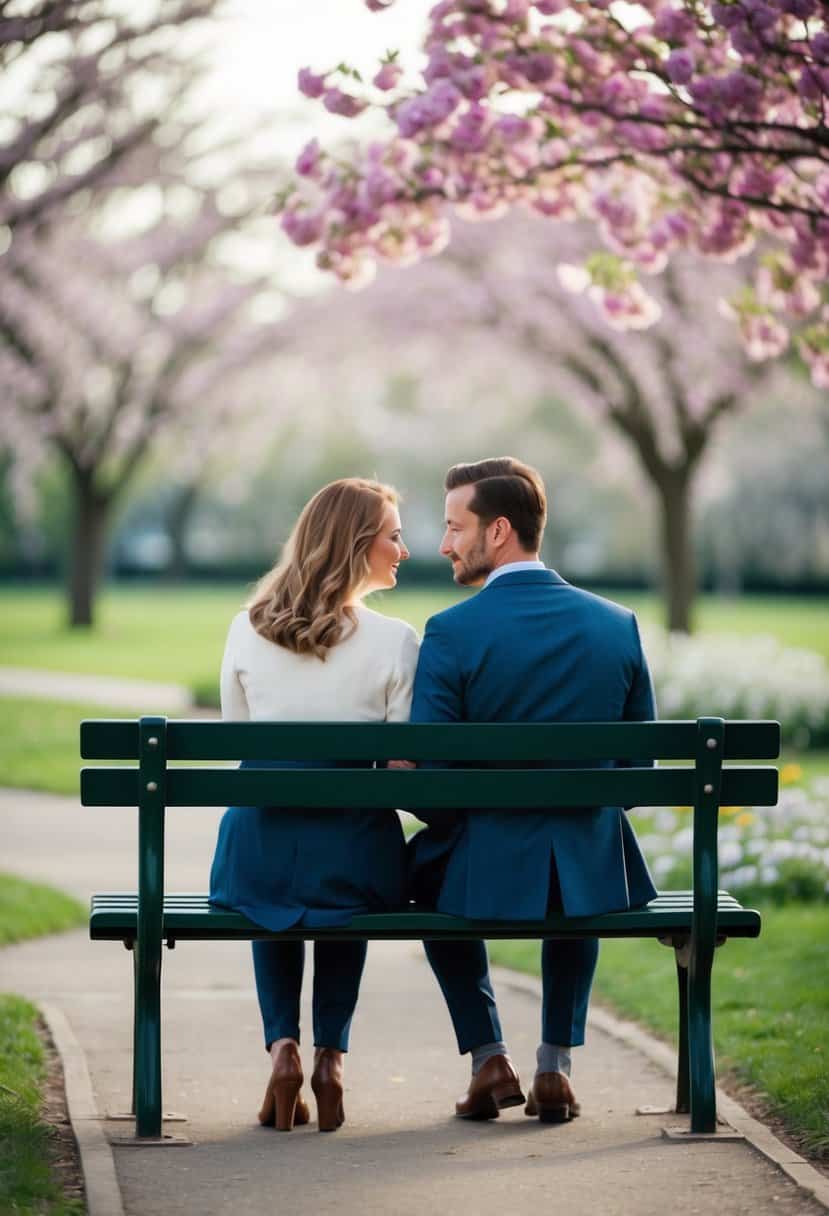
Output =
[
  {"x1": 719, "y1": 841, "x2": 743, "y2": 867},
  {"x1": 672, "y1": 828, "x2": 694, "y2": 852},
  {"x1": 642, "y1": 628, "x2": 829, "y2": 745},
  {"x1": 631, "y1": 772, "x2": 829, "y2": 901}
]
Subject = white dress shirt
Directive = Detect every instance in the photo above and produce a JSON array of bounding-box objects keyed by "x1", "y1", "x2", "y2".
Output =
[{"x1": 483, "y1": 560, "x2": 546, "y2": 588}]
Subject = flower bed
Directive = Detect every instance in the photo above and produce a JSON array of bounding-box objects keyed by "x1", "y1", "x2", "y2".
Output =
[
  {"x1": 633, "y1": 773, "x2": 829, "y2": 905},
  {"x1": 644, "y1": 630, "x2": 829, "y2": 747}
]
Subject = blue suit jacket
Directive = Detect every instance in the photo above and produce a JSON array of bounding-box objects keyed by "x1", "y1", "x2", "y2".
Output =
[{"x1": 407, "y1": 569, "x2": 658, "y2": 919}]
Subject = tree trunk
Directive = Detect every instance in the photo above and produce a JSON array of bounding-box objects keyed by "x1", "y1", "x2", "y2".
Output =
[
  {"x1": 68, "y1": 468, "x2": 110, "y2": 628},
  {"x1": 656, "y1": 469, "x2": 696, "y2": 634},
  {"x1": 164, "y1": 480, "x2": 201, "y2": 581}
]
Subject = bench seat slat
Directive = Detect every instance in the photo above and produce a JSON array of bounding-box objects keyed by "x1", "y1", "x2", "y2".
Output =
[
  {"x1": 89, "y1": 889, "x2": 747, "y2": 904},
  {"x1": 81, "y1": 764, "x2": 778, "y2": 809},
  {"x1": 80, "y1": 719, "x2": 781, "y2": 762},
  {"x1": 90, "y1": 893, "x2": 761, "y2": 941}
]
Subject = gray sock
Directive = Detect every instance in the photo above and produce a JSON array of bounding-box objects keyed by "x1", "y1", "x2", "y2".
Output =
[
  {"x1": 536, "y1": 1043, "x2": 572, "y2": 1077},
  {"x1": 471, "y1": 1041, "x2": 508, "y2": 1075}
]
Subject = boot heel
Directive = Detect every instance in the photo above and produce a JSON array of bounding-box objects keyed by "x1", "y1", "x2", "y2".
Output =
[
  {"x1": 537, "y1": 1103, "x2": 570, "y2": 1123},
  {"x1": 259, "y1": 1042, "x2": 308, "y2": 1131},
  {"x1": 312, "y1": 1075, "x2": 345, "y2": 1132},
  {"x1": 273, "y1": 1074, "x2": 303, "y2": 1131}
]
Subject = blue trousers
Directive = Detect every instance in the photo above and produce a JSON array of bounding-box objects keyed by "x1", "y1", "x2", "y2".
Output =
[
  {"x1": 252, "y1": 940, "x2": 367, "y2": 1052},
  {"x1": 423, "y1": 857, "x2": 599, "y2": 1053},
  {"x1": 423, "y1": 938, "x2": 598, "y2": 1053}
]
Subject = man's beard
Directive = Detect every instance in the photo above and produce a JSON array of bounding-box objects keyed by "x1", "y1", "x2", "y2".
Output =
[{"x1": 451, "y1": 534, "x2": 493, "y2": 586}]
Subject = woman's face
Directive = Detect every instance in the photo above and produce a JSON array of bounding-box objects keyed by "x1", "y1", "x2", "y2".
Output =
[{"x1": 364, "y1": 502, "x2": 409, "y2": 593}]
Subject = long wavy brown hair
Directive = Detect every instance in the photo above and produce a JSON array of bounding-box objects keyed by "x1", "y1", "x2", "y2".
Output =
[{"x1": 247, "y1": 478, "x2": 398, "y2": 659}]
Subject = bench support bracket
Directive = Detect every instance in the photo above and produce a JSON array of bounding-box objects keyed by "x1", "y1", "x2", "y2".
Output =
[
  {"x1": 108, "y1": 1134, "x2": 193, "y2": 1148},
  {"x1": 636, "y1": 1113, "x2": 744, "y2": 1138}
]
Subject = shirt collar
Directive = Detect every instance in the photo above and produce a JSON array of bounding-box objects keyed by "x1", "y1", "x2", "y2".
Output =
[{"x1": 483, "y1": 559, "x2": 546, "y2": 588}]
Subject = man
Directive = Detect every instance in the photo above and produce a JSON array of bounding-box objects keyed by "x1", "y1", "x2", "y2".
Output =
[{"x1": 409, "y1": 457, "x2": 657, "y2": 1123}]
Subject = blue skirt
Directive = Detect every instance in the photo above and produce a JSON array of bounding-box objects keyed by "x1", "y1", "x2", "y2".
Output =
[{"x1": 208, "y1": 759, "x2": 407, "y2": 931}]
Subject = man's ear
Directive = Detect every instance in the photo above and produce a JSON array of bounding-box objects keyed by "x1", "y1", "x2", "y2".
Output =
[{"x1": 490, "y1": 516, "x2": 512, "y2": 548}]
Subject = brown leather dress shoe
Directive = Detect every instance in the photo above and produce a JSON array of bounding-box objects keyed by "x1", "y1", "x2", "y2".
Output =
[
  {"x1": 455, "y1": 1053, "x2": 525, "y2": 1120},
  {"x1": 525, "y1": 1071, "x2": 581, "y2": 1123}
]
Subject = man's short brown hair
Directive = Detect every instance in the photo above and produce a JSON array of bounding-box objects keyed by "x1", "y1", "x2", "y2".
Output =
[{"x1": 445, "y1": 457, "x2": 547, "y2": 552}]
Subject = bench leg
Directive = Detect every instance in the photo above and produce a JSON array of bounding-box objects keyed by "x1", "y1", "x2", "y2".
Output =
[
  {"x1": 135, "y1": 729, "x2": 166, "y2": 1141},
  {"x1": 131, "y1": 945, "x2": 138, "y2": 1117},
  {"x1": 687, "y1": 715, "x2": 723, "y2": 1135},
  {"x1": 134, "y1": 930, "x2": 163, "y2": 1138},
  {"x1": 687, "y1": 938, "x2": 716, "y2": 1134},
  {"x1": 674, "y1": 949, "x2": 690, "y2": 1115}
]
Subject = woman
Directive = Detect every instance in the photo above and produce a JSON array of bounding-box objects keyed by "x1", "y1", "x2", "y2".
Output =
[{"x1": 209, "y1": 479, "x2": 419, "y2": 1132}]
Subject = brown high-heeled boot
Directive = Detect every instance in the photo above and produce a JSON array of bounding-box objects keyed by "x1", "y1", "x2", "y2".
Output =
[
  {"x1": 311, "y1": 1047, "x2": 345, "y2": 1132},
  {"x1": 258, "y1": 1040, "x2": 310, "y2": 1131}
]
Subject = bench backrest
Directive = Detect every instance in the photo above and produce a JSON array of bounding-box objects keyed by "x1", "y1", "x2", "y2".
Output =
[{"x1": 81, "y1": 718, "x2": 779, "y2": 811}]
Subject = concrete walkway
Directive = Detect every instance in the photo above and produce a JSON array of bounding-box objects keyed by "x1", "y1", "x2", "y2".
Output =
[
  {"x1": 0, "y1": 666, "x2": 193, "y2": 711},
  {"x1": 1, "y1": 787, "x2": 826, "y2": 1216}
]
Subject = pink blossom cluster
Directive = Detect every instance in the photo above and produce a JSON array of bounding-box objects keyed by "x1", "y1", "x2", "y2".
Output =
[{"x1": 279, "y1": 0, "x2": 829, "y2": 384}]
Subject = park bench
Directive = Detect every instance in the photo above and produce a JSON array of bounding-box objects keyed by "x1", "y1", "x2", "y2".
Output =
[{"x1": 81, "y1": 716, "x2": 779, "y2": 1142}]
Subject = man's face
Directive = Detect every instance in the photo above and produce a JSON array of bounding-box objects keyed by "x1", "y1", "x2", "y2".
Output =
[{"x1": 440, "y1": 485, "x2": 493, "y2": 586}]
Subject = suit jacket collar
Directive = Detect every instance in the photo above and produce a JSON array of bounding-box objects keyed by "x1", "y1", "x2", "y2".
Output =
[{"x1": 479, "y1": 568, "x2": 567, "y2": 592}]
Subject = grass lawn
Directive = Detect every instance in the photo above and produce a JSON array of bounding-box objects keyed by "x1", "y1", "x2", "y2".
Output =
[
  {"x1": 0, "y1": 873, "x2": 86, "y2": 945},
  {"x1": 0, "y1": 584, "x2": 464, "y2": 687},
  {"x1": 0, "y1": 696, "x2": 146, "y2": 797},
  {"x1": 0, "y1": 996, "x2": 84, "y2": 1216},
  {"x1": 0, "y1": 876, "x2": 87, "y2": 1214},
  {"x1": 599, "y1": 591, "x2": 829, "y2": 660},
  {"x1": 0, "y1": 584, "x2": 250, "y2": 685},
  {"x1": 489, "y1": 903, "x2": 829, "y2": 1159},
  {"x1": 1, "y1": 586, "x2": 828, "y2": 686}
]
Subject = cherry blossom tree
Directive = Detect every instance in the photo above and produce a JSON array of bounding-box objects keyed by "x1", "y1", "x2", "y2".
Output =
[
  {"x1": 0, "y1": 0, "x2": 218, "y2": 232},
  {"x1": 279, "y1": 0, "x2": 829, "y2": 387},
  {"x1": 0, "y1": 160, "x2": 287, "y2": 626},
  {"x1": 276, "y1": 213, "x2": 820, "y2": 630},
  {"x1": 146, "y1": 353, "x2": 307, "y2": 580}
]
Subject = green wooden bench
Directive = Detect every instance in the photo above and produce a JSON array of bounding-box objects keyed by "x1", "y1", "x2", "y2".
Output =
[{"x1": 81, "y1": 716, "x2": 779, "y2": 1141}]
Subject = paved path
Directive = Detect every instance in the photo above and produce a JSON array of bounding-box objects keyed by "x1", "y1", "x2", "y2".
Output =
[
  {"x1": 1, "y1": 788, "x2": 825, "y2": 1216},
  {"x1": 0, "y1": 666, "x2": 193, "y2": 711}
]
